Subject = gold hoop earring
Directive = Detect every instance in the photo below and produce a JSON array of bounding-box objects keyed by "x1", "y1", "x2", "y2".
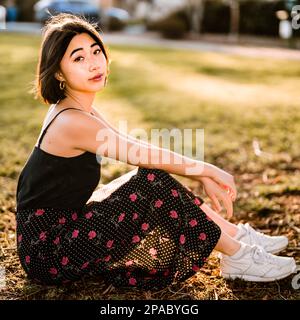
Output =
[{"x1": 59, "y1": 81, "x2": 66, "y2": 90}]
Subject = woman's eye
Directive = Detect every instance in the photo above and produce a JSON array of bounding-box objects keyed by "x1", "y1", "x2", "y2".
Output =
[
  {"x1": 74, "y1": 56, "x2": 84, "y2": 62},
  {"x1": 74, "y1": 49, "x2": 101, "y2": 62},
  {"x1": 94, "y1": 49, "x2": 101, "y2": 55}
]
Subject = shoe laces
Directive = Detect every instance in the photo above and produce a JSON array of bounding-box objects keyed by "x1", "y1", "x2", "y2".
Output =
[{"x1": 251, "y1": 245, "x2": 277, "y2": 265}]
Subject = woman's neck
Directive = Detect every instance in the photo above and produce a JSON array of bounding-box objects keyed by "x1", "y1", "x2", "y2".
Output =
[{"x1": 58, "y1": 93, "x2": 96, "y2": 114}]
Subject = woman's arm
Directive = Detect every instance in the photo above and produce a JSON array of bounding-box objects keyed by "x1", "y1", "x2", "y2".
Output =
[
  {"x1": 91, "y1": 107, "x2": 236, "y2": 211},
  {"x1": 92, "y1": 107, "x2": 210, "y2": 175},
  {"x1": 91, "y1": 106, "x2": 159, "y2": 150},
  {"x1": 65, "y1": 109, "x2": 236, "y2": 197}
]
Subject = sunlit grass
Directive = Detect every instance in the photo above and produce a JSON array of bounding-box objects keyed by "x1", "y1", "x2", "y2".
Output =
[{"x1": 1, "y1": 32, "x2": 300, "y2": 184}]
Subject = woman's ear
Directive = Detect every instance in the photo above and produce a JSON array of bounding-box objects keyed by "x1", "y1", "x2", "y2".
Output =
[{"x1": 55, "y1": 71, "x2": 64, "y2": 82}]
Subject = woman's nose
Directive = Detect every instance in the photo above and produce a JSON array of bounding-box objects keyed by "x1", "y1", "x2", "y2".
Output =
[
  {"x1": 89, "y1": 56, "x2": 101, "y2": 72},
  {"x1": 89, "y1": 61, "x2": 100, "y2": 72}
]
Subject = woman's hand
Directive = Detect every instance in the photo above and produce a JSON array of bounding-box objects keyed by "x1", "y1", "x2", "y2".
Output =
[
  {"x1": 198, "y1": 177, "x2": 234, "y2": 218},
  {"x1": 203, "y1": 163, "x2": 237, "y2": 202}
]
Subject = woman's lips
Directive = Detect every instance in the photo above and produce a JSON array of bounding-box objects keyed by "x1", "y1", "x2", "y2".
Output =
[{"x1": 89, "y1": 73, "x2": 104, "y2": 81}]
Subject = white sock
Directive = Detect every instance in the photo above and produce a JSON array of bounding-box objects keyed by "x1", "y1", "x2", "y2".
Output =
[
  {"x1": 233, "y1": 223, "x2": 245, "y2": 240},
  {"x1": 229, "y1": 241, "x2": 249, "y2": 260}
]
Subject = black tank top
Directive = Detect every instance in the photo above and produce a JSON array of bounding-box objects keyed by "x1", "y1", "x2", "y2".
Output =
[{"x1": 16, "y1": 107, "x2": 101, "y2": 211}]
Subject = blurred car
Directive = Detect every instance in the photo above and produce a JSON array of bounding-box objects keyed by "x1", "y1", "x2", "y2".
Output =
[
  {"x1": 34, "y1": 0, "x2": 130, "y2": 28},
  {"x1": 34, "y1": 0, "x2": 101, "y2": 24},
  {"x1": 103, "y1": 7, "x2": 130, "y2": 23},
  {"x1": 102, "y1": 7, "x2": 130, "y2": 31}
]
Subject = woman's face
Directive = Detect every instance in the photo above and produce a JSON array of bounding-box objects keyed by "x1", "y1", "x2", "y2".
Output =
[{"x1": 57, "y1": 32, "x2": 107, "y2": 93}]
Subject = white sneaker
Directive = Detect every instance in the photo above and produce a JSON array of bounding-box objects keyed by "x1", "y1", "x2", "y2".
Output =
[
  {"x1": 220, "y1": 243, "x2": 296, "y2": 282},
  {"x1": 234, "y1": 223, "x2": 288, "y2": 254}
]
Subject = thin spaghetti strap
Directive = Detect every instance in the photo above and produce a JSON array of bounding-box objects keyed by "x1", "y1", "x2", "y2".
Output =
[{"x1": 37, "y1": 107, "x2": 82, "y2": 149}]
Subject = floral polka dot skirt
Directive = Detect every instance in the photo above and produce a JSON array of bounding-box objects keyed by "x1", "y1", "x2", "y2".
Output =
[{"x1": 16, "y1": 167, "x2": 221, "y2": 290}]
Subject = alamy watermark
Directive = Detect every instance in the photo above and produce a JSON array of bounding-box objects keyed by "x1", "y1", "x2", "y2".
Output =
[
  {"x1": 95, "y1": 122, "x2": 205, "y2": 175},
  {"x1": 292, "y1": 265, "x2": 300, "y2": 290},
  {"x1": 291, "y1": 5, "x2": 300, "y2": 29},
  {"x1": 0, "y1": 266, "x2": 6, "y2": 290}
]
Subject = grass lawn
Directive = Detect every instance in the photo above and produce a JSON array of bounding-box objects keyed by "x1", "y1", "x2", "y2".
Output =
[{"x1": 0, "y1": 32, "x2": 300, "y2": 300}]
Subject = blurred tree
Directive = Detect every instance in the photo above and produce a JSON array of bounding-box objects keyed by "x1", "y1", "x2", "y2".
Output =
[
  {"x1": 185, "y1": 0, "x2": 206, "y2": 33},
  {"x1": 223, "y1": 0, "x2": 240, "y2": 39},
  {"x1": 223, "y1": 0, "x2": 282, "y2": 39},
  {"x1": 15, "y1": 0, "x2": 38, "y2": 21},
  {"x1": 185, "y1": 0, "x2": 242, "y2": 37}
]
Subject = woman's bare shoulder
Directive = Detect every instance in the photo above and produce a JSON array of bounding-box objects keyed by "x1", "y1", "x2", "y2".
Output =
[
  {"x1": 57, "y1": 108, "x2": 98, "y2": 136},
  {"x1": 36, "y1": 107, "x2": 97, "y2": 155}
]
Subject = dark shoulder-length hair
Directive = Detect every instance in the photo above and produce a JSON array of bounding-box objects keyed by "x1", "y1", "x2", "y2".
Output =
[{"x1": 32, "y1": 13, "x2": 111, "y2": 105}]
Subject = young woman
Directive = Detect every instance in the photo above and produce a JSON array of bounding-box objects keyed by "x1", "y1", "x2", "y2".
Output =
[{"x1": 15, "y1": 13, "x2": 296, "y2": 290}]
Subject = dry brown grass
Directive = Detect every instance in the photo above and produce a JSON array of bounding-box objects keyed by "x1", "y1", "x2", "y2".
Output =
[{"x1": 1, "y1": 168, "x2": 300, "y2": 300}]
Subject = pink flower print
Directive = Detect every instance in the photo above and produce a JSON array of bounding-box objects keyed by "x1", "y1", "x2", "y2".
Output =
[
  {"x1": 189, "y1": 219, "x2": 198, "y2": 227},
  {"x1": 125, "y1": 260, "x2": 134, "y2": 267},
  {"x1": 104, "y1": 255, "x2": 111, "y2": 262},
  {"x1": 81, "y1": 261, "x2": 89, "y2": 269},
  {"x1": 39, "y1": 231, "x2": 46, "y2": 241},
  {"x1": 194, "y1": 198, "x2": 201, "y2": 205},
  {"x1": 49, "y1": 267, "x2": 58, "y2": 275},
  {"x1": 72, "y1": 229, "x2": 79, "y2": 238},
  {"x1": 149, "y1": 247, "x2": 157, "y2": 257},
  {"x1": 141, "y1": 223, "x2": 149, "y2": 231},
  {"x1": 88, "y1": 230, "x2": 97, "y2": 240},
  {"x1": 118, "y1": 212, "x2": 126, "y2": 223},
  {"x1": 149, "y1": 268, "x2": 157, "y2": 275},
  {"x1": 61, "y1": 256, "x2": 69, "y2": 266},
  {"x1": 179, "y1": 234, "x2": 186, "y2": 245},
  {"x1": 129, "y1": 277, "x2": 137, "y2": 286},
  {"x1": 126, "y1": 271, "x2": 131, "y2": 277},
  {"x1": 35, "y1": 209, "x2": 45, "y2": 216},
  {"x1": 71, "y1": 212, "x2": 78, "y2": 221},
  {"x1": 106, "y1": 240, "x2": 114, "y2": 248},
  {"x1": 169, "y1": 210, "x2": 178, "y2": 219},
  {"x1": 171, "y1": 189, "x2": 179, "y2": 197},
  {"x1": 203, "y1": 257, "x2": 207, "y2": 262},
  {"x1": 17, "y1": 234, "x2": 22, "y2": 243},
  {"x1": 132, "y1": 212, "x2": 139, "y2": 220},
  {"x1": 85, "y1": 211, "x2": 93, "y2": 219},
  {"x1": 199, "y1": 232, "x2": 207, "y2": 241},
  {"x1": 53, "y1": 237, "x2": 60, "y2": 245},
  {"x1": 59, "y1": 217, "x2": 66, "y2": 224},
  {"x1": 25, "y1": 255, "x2": 30, "y2": 264},
  {"x1": 192, "y1": 264, "x2": 200, "y2": 272},
  {"x1": 129, "y1": 193, "x2": 137, "y2": 202},
  {"x1": 147, "y1": 173, "x2": 155, "y2": 181},
  {"x1": 95, "y1": 258, "x2": 102, "y2": 264},
  {"x1": 154, "y1": 199, "x2": 163, "y2": 208},
  {"x1": 132, "y1": 235, "x2": 140, "y2": 243}
]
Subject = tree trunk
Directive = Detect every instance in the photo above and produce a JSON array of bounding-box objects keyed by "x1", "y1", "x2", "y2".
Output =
[
  {"x1": 186, "y1": 0, "x2": 205, "y2": 34},
  {"x1": 228, "y1": 0, "x2": 240, "y2": 39}
]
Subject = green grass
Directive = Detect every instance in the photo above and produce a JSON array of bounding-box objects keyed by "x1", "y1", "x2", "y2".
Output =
[{"x1": 0, "y1": 32, "x2": 300, "y2": 300}]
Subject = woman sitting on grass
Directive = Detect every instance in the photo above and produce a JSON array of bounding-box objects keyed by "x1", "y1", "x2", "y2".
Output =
[{"x1": 15, "y1": 13, "x2": 296, "y2": 289}]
